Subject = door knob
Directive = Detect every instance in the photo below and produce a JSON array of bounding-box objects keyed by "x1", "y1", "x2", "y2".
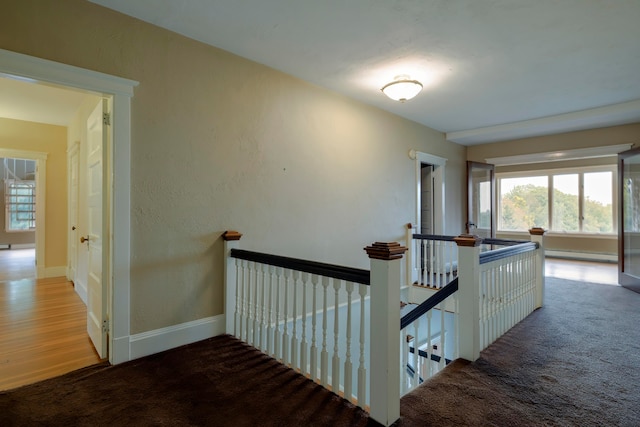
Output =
[
  {"x1": 72, "y1": 226, "x2": 76, "y2": 231},
  {"x1": 80, "y1": 236, "x2": 90, "y2": 243}
]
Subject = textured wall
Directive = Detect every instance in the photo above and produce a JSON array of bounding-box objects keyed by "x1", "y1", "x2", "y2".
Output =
[
  {"x1": 0, "y1": 118, "x2": 67, "y2": 268},
  {"x1": 0, "y1": 0, "x2": 466, "y2": 334}
]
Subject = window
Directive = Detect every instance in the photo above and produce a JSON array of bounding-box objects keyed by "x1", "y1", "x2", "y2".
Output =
[
  {"x1": 499, "y1": 176, "x2": 549, "y2": 231},
  {"x1": 497, "y1": 167, "x2": 616, "y2": 234},
  {"x1": 4, "y1": 180, "x2": 36, "y2": 232}
]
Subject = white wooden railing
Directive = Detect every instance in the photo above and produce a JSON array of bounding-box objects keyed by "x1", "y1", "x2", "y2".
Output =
[
  {"x1": 406, "y1": 224, "x2": 458, "y2": 289},
  {"x1": 398, "y1": 228, "x2": 546, "y2": 396},
  {"x1": 223, "y1": 228, "x2": 546, "y2": 426}
]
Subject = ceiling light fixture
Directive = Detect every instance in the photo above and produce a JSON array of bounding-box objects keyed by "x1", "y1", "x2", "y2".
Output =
[{"x1": 381, "y1": 75, "x2": 423, "y2": 102}]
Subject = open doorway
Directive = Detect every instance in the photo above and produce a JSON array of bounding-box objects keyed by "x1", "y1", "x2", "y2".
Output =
[
  {"x1": 0, "y1": 80, "x2": 104, "y2": 390},
  {"x1": 0, "y1": 47, "x2": 136, "y2": 369},
  {"x1": 411, "y1": 149, "x2": 447, "y2": 235},
  {"x1": 0, "y1": 157, "x2": 36, "y2": 275}
]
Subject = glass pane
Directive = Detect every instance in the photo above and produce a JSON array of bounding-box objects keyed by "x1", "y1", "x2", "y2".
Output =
[
  {"x1": 470, "y1": 166, "x2": 492, "y2": 238},
  {"x1": 583, "y1": 172, "x2": 613, "y2": 233},
  {"x1": 499, "y1": 176, "x2": 548, "y2": 231},
  {"x1": 552, "y1": 174, "x2": 579, "y2": 232},
  {"x1": 623, "y1": 155, "x2": 640, "y2": 277}
]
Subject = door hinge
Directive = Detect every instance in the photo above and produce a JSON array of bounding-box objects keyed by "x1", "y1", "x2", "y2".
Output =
[
  {"x1": 102, "y1": 319, "x2": 109, "y2": 333},
  {"x1": 103, "y1": 112, "x2": 111, "y2": 126}
]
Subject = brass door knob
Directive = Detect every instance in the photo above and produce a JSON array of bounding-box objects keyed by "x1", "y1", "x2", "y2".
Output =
[{"x1": 80, "y1": 236, "x2": 90, "y2": 243}]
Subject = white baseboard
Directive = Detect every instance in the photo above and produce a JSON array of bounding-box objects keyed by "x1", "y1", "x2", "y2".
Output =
[
  {"x1": 0, "y1": 243, "x2": 36, "y2": 249},
  {"x1": 74, "y1": 280, "x2": 88, "y2": 305},
  {"x1": 546, "y1": 250, "x2": 617, "y2": 263},
  {"x1": 45, "y1": 266, "x2": 67, "y2": 278},
  {"x1": 111, "y1": 335, "x2": 131, "y2": 365},
  {"x1": 129, "y1": 314, "x2": 225, "y2": 360}
]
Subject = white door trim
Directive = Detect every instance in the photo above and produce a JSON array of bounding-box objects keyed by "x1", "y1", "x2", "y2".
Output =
[
  {"x1": 0, "y1": 48, "x2": 138, "y2": 364},
  {"x1": 0, "y1": 148, "x2": 47, "y2": 278},
  {"x1": 409, "y1": 149, "x2": 447, "y2": 235}
]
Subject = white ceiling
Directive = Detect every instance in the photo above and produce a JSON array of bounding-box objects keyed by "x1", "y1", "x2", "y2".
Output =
[
  {"x1": 0, "y1": 76, "x2": 90, "y2": 127},
  {"x1": 5, "y1": 1, "x2": 640, "y2": 145},
  {"x1": 88, "y1": 0, "x2": 640, "y2": 145}
]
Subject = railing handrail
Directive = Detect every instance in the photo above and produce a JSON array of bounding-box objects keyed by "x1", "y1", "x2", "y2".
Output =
[
  {"x1": 482, "y1": 238, "x2": 529, "y2": 246},
  {"x1": 479, "y1": 241, "x2": 539, "y2": 265},
  {"x1": 400, "y1": 278, "x2": 459, "y2": 330},
  {"x1": 411, "y1": 233, "x2": 456, "y2": 242},
  {"x1": 230, "y1": 248, "x2": 371, "y2": 285}
]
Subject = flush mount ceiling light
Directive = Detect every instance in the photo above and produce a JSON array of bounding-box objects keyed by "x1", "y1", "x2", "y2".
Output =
[{"x1": 381, "y1": 75, "x2": 423, "y2": 102}]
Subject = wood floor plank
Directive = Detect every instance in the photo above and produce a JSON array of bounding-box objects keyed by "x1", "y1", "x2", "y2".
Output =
[{"x1": 0, "y1": 249, "x2": 102, "y2": 391}]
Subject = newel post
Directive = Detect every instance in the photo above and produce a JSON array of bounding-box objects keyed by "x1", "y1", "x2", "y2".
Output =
[
  {"x1": 529, "y1": 227, "x2": 546, "y2": 309},
  {"x1": 365, "y1": 241, "x2": 407, "y2": 427},
  {"x1": 223, "y1": 230, "x2": 242, "y2": 336},
  {"x1": 454, "y1": 234, "x2": 482, "y2": 362}
]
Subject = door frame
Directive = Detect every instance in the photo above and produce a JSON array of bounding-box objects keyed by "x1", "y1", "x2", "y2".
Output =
[
  {"x1": 618, "y1": 146, "x2": 640, "y2": 291},
  {"x1": 466, "y1": 161, "x2": 496, "y2": 238},
  {"x1": 0, "y1": 48, "x2": 138, "y2": 364},
  {"x1": 67, "y1": 141, "x2": 79, "y2": 291},
  {"x1": 410, "y1": 149, "x2": 446, "y2": 235},
  {"x1": 0, "y1": 148, "x2": 46, "y2": 277}
]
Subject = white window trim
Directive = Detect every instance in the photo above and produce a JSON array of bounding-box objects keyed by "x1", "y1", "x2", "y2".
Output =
[
  {"x1": 4, "y1": 179, "x2": 36, "y2": 232},
  {"x1": 496, "y1": 164, "x2": 618, "y2": 236}
]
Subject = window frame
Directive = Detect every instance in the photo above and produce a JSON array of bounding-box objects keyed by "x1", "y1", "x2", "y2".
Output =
[
  {"x1": 496, "y1": 165, "x2": 617, "y2": 236},
  {"x1": 4, "y1": 179, "x2": 36, "y2": 233}
]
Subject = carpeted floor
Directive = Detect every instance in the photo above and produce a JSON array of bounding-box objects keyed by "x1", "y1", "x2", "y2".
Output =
[
  {"x1": 401, "y1": 277, "x2": 640, "y2": 426},
  {"x1": 1, "y1": 277, "x2": 639, "y2": 426}
]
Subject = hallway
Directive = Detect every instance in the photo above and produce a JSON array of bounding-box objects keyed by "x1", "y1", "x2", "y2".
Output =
[{"x1": 0, "y1": 249, "x2": 101, "y2": 391}]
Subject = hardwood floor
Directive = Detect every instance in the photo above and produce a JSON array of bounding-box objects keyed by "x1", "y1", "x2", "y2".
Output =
[
  {"x1": 0, "y1": 249, "x2": 102, "y2": 391},
  {"x1": 545, "y1": 257, "x2": 618, "y2": 285}
]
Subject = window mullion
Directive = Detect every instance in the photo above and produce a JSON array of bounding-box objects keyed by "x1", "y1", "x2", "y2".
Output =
[
  {"x1": 548, "y1": 175, "x2": 553, "y2": 231},
  {"x1": 578, "y1": 173, "x2": 584, "y2": 232}
]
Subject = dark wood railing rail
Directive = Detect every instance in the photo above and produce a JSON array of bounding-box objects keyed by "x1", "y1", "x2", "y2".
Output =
[
  {"x1": 230, "y1": 248, "x2": 371, "y2": 285},
  {"x1": 478, "y1": 241, "x2": 538, "y2": 265},
  {"x1": 400, "y1": 278, "x2": 459, "y2": 330},
  {"x1": 411, "y1": 233, "x2": 456, "y2": 242}
]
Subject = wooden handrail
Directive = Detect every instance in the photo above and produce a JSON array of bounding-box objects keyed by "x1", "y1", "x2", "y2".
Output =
[
  {"x1": 479, "y1": 242, "x2": 538, "y2": 265},
  {"x1": 230, "y1": 248, "x2": 371, "y2": 285},
  {"x1": 400, "y1": 278, "x2": 458, "y2": 330}
]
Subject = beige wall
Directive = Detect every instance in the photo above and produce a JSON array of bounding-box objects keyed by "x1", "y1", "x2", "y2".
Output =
[
  {"x1": 0, "y1": 118, "x2": 68, "y2": 269},
  {"x1": 0, "y1": 0, "x2": 466, "y2": 334},
  {"x1": 468, "y1": 123, "x2": 640, "y2": 257}
]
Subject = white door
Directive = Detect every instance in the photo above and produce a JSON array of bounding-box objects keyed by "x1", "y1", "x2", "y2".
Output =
[
  {"x1": 67, "y1": 142, "x2": 79, "y2": 288},
  {"x1": 85, "y1": 100, "x2": 108, "y2": 358}
]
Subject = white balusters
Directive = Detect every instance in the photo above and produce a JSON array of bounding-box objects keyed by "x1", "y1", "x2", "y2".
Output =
[
  {"x1": 274, "y1": 267, "x2": 282, "y2": 360},
  {"x1": 267, "y1": 265, "x2": 275, "y2": 356},
  {"x1": 310, "y1": 275, "x2": 319, "y2": 382},
  {"x1": 331, "y1": 279, "x2": 341, "y2": 393},
  {"x1": 321, "y1": 276, "x2": 329, "y2": 387},
  {"x1": 300, "y1": 273, "x2": 309, "y2": 378},
  {"x1": 357, "y1": 283, "x2": 367, "y2": 408},
  {"x1": 224, "y1": 253, "x2": 376, "y2": 413},
  {"x1": 291, "y1": 271, "x2": 299, "y2": 369},
  {"x1": 282, "y1": 269, "x2": 291, "y2": 366},
  {"x1": 343, "y1": 282, "x2": 354, "y2": 402},
  {"x1": 233, "y1": 258, "x2": 241, "y2": 336},
  {"x1": 411, "y1": 320, "x2": 419, "y2": 389},
  {"x1": 258, "y1": 263, "x2": 266, "y2": 349},
  {"x1": 478, "y1": 246, "x2": 539, "y2": 351}
]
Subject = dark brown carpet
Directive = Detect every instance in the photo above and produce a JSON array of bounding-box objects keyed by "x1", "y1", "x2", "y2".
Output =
[
  {"x1": 401, "y1": 277, "x2": 640, "y2": 426},
  {"x1": 1, "y1": 277, "x2": 639, "y2": 426},
  {"x1": 0, "y1": 335, "x2": 369, "y2": 427}
]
